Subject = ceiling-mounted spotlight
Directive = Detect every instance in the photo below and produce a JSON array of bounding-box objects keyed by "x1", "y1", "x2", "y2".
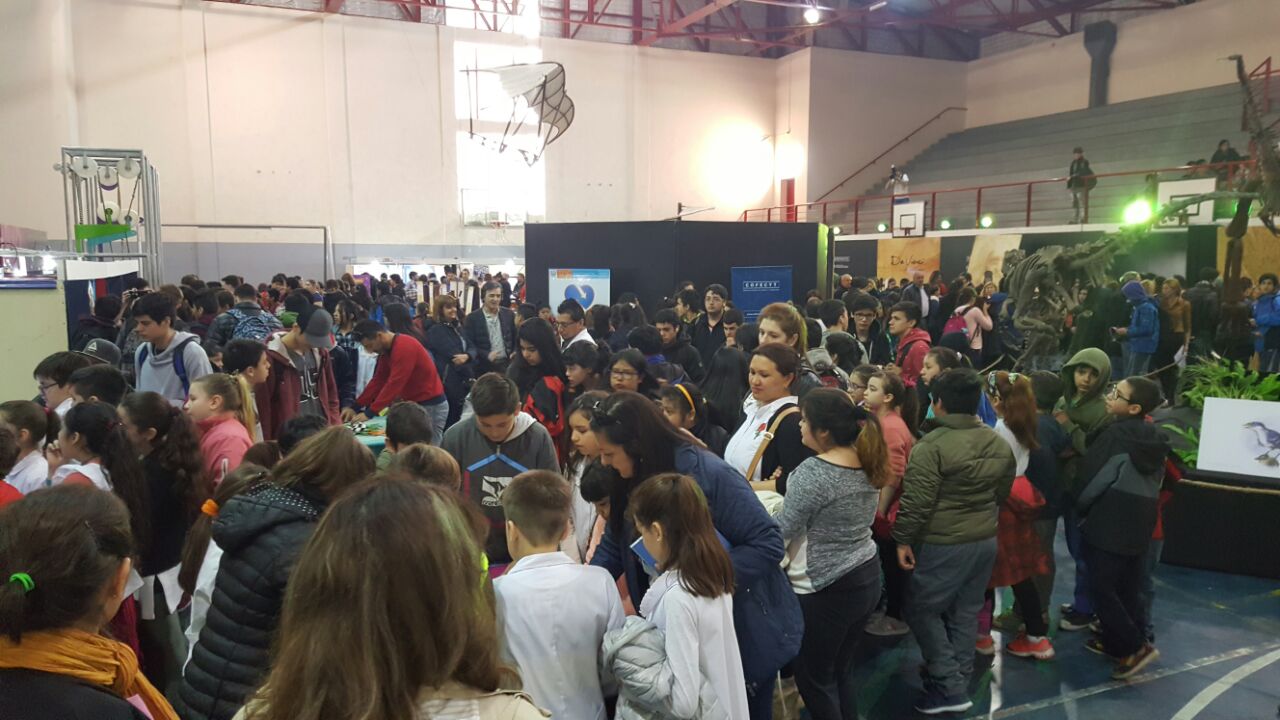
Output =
[
  {"x1": 868, "y1": 0, "x2": 888, "y2": 9},
  {"x1": 803, "y1": 5, "x2": 821, "y2": 23},
  {"x1": 117, "y1": 157, "x2": 142, "y2": 179}
]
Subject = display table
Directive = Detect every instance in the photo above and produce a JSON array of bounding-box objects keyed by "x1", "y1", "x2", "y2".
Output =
[
  {"x1": 351, "y1": 416, "x2": 387, "y2": 455},
  {"x1": 1161, "y1": 469, "x2": 1280, "y2": 580}
]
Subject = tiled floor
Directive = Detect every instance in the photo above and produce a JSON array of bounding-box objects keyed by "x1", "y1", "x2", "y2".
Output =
[{"x1": 838, "y1": 530, "x2": 1280, "y2": 719}]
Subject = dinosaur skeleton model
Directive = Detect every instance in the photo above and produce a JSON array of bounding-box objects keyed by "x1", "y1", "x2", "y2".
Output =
[{"x1": 1000, "y1": 56, "x2": 1279, "y2": 370}]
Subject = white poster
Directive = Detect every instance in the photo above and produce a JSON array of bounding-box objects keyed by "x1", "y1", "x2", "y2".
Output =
[
  {"x1": 1198, "y1": 397, "x2": 1280, "y2": 478},
  {"x1": 548, "y1": 269, "x2": 610, "y2": 309}
]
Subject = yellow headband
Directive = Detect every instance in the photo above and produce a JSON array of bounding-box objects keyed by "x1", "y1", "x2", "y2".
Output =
[{"x1": 675, "y1": 383, "x2": 695, "y2": 413}]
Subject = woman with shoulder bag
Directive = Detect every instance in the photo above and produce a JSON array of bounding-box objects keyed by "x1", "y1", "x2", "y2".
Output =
[{"x1": 723, "y1": 343, "x2": 816, "y2": 494}]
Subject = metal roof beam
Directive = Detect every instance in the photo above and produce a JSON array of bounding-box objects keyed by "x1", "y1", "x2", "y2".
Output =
[{"x1": 636, "y1": 0, "x2": 739, "y2": 45}]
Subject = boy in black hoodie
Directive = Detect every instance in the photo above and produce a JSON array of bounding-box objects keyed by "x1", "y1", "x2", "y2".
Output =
[{"x1": 1076, "y1": 376, "x2": 1170, "y2": 680}]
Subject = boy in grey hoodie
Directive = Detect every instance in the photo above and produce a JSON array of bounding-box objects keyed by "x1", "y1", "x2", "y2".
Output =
[
  {"x1": 441, "y1": 373, "x2": 559, "y2": 570},
  {"x1": 132, "y1": 292, "x2": 213, "y2": 407}
]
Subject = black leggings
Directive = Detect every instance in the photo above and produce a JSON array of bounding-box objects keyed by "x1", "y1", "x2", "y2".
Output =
[
  {"x1": 987, "y1": 579, "x2": 1048, "y2": 636},
  {"x1": 794, "y1": 556, "x2": 882, "y2": 720},
  {"x1": 875, "y1": 534, "x2": 907, "y2": 619}
]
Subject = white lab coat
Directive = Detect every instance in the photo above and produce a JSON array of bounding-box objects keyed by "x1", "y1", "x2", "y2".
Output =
[
  {"x1": 494, "y1": 552, "x2": 624, "y2": 720},
  {"x1": 640, "y1": 570, "x2": 748, "y2": 720}
]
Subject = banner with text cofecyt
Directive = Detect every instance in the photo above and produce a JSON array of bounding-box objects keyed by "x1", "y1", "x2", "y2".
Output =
[
  {"x1": 548, "y1": 269, "x2": 611, "y2": 309},
  {"x1": 732, "y1": 265, "x2": 792, "y2": 322}
]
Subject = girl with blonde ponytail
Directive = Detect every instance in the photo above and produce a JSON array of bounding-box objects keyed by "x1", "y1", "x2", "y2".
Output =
[{"x1": 185, "y1": 373, "x2": 253, "y2": 486}]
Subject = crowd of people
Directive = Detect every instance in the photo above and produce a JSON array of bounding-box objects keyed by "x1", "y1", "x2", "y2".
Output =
[{"x1": 0, "y1": 259, "x2": 1246, "y2": 719}]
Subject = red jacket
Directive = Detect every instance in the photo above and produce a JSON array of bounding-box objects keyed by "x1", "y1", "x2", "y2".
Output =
[
  {"x1": 895, "y1": 327, "x2": 933, "y2": 387},
  {"x1": 357, "y1": 334, "x2": 445, "y2": 413},
  {"x1": 0, "y1": 481, "x2": 20, "y2": 509},
  {"x1": 257, "y1": 333, "x2": 342, "y2": 441}
]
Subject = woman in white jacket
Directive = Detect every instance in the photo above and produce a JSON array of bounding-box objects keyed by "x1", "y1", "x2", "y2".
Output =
[{"x1": 611, "y1": 472, "x2": 749, "y2": 719}]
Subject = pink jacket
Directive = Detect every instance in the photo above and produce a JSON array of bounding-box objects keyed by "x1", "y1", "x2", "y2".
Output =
[
  {"x1": 198, "y1": 415, "x2": 252, "y2": 486},
  {"x1": 880, "y1": 411, "x2": 915, "y2": 485}
]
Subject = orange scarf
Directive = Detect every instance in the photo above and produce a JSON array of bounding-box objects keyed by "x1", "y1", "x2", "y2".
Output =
[{"x1": 0, "y1": 628, "x2": 178, "y2": 720}]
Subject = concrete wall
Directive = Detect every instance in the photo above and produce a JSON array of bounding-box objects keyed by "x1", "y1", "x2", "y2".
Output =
[{"x1": 966, "y1": 0, "x2": 1280, "y2": 129}]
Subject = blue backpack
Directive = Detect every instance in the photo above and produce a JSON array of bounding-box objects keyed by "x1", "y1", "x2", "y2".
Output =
[
  {"x1": 228, "y1": 309, "x2": 275, "y2": 341},
  {"x1": 138, "y1": 336, "x2": 198, "y2": 395}
]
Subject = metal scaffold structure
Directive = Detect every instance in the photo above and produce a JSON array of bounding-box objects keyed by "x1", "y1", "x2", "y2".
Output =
[{"x1": 58, "y1": 147, "x2": 165, "y2": 283}]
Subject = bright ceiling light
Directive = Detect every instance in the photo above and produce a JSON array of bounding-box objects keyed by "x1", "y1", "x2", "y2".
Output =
[
  {"x1": 868, "y1": 0, "x2": 888, "y2": 10},
  {"x1": 877, "y1": 222, "x2": 888, "y2": 233},
  {"x1": 939, "y1": 218, "x2": 952, "y2": 230},
  {"x1": 803, "y1": 6, "x2": 821, "y2": 23},
  {"x1": 980, "y1": 215, "x2": 994, "y2": 228}
]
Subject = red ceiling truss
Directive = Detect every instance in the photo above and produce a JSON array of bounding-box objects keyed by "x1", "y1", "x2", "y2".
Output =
[{"x1": 205, "y1": 0, "x2": 1184, "y2": 59}]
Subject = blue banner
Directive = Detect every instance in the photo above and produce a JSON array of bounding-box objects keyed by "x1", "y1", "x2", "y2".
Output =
[{"x1": 731, "y1": 265, "x2": 792, "y2": 322}]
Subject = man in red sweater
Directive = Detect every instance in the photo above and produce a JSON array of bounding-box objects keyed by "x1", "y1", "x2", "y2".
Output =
[{"x1": 345, "y1": 319, "x2": 448, "y2": 441}]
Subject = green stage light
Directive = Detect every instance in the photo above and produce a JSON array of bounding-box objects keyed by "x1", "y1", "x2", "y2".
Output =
[
  {"x1": 979, "y1": 215, "x2": 994, "y2": 229},
  {"x1": 1123, "y1": 199, "x2": 1153, "y2": 225},
  {"x1": 939, "y1": 218, "x2": 952, "y2": 230},
  {"x1": 877, "y1": 222, "x2": 888, "y2": 233}
]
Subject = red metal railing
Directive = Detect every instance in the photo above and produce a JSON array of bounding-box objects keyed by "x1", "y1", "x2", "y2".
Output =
[
  {"x1": 1248, "y1": 56, "x2": 1277, "y2": 117},
  {"x1": 741, "y1": 159, "x2": 1257, "y2": 232},
  {"x1": 814, "y1": 106, "x2": 966, "y2": 202}
]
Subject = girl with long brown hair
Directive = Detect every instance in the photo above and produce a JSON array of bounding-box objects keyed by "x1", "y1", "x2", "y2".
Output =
[
  {"x1": 863, "y1": 370, "x2": 918, "y2": 638},
  {"x1": 180, "y1": 426, "x2": 375, "y2": 720},
  {"x1": 627, "y1": 472, "x2": 748, "y2": 718},
  {"x1": 981, "y1": 371, "x2": 1054, "y2": 662},
  {"x1": 177, "y1": 463, "x2": 269, "y2": 670},
  {"x1": 777, "y1": 389, "x2": 890, "y2": 718},
  {"x1": 118, "y1": 390, "x2": 209, "y2": 694},
  {"x1": 238, "y1": 479, "x2": 545, "y2": 720}
]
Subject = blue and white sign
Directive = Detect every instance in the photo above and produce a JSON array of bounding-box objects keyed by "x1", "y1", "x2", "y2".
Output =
[
  {"x1": 548, "y1": 268, "x2": 611, "y2": 309},
  {"x1": 731, "y1": 265, "x2": 792, "y2": 321}
]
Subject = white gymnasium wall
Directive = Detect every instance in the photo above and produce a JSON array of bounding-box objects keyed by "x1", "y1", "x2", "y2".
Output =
[
  {"x1": 0, "y1": 0, "x2": 778, "y2": 280},
  {"x1": 805, "y1": 47, "x2": 966, "y2": 204},
  {"x1": 966, "y1": 0, "x2": 1280, "y2": 129}
]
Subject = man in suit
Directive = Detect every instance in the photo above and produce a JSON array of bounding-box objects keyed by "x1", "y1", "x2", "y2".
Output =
[{"x1": 464, "y1": 281, "x2": 517, "y2": 375}]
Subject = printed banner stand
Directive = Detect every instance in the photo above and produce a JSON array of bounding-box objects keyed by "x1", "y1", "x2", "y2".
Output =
[
  {"x1": 548, "y1": 269, "x2": 610, "y2": 308},
  {"x1": 731, "y1": 265, "x2": 792, "y2": 322}
]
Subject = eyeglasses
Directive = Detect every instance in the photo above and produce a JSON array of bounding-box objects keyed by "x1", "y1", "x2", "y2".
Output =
[
  {"x1": 611, "y1": 369, "x2": 639, "y2": 379},
  {"x1": 1105, "y1": 384, "x2": 1131, "y2": 403},
  {"x1": 852, "y1": 312, "x2": 877, "y2": 321},
  {"x1": 37, "y1": 381, "x2": 58, "y2": 394},
  {"x1": 850, "y1": 382, "x2": 868, "y2": 391},
  {"x1": 556, "y1": 320, "x2": 580, "y2": 328}
]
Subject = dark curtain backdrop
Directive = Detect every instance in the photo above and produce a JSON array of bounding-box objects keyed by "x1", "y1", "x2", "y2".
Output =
[{"x1": 525, "y1": 221, "x2": 828, "y2": 312}]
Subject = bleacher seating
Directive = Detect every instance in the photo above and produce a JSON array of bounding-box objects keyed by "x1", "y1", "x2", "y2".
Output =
[{"x1": 836, "y1": 83, "x2": 1264, "y2": 231}]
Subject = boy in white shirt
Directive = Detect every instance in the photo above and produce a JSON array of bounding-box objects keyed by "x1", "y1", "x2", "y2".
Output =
[{"x1": 494, "y1": 470, "x2": 624, "y2": 720}]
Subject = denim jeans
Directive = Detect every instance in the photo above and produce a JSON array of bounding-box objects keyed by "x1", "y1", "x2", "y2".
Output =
[
  {"x1": 420, "y1": 398, "x2": 448, "y2": 445},
  {"x1": 1124, "y1": 350, "x2": 1153, "y2": 378},
  {"x1": 1063, "y1": 506, "x2": 1094, "y2": 615},
  {"x1": 905, "y1": 538, "x2": 998, "y2": 697}
]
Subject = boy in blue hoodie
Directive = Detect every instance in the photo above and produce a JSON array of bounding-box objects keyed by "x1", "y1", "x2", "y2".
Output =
[
  {"x1": 1253, "y1": 273, "x2": 1280, "y2": 372},
  {"x1": 1076, "y1": 375, "x2": 1170, "y2": 680},
  {"x1": 1113, "y1": 281, "x2": 1159, "y2": 377}
]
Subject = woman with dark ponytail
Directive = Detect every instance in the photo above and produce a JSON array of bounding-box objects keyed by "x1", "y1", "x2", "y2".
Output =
[
  {"x1": 47, "y1": 402, "x2": 151, "y2": 662},
  {"x1": 120, "y1": 391, "x2": 210, "y2": 693},
  {"x1": 49, "y1": 402, "x2": 150, "y2": 550},
  {"x1": 0, "y1": 401, "x2": 60, "y2": 494},
  {"x1": 777, "y1": 388, "x2": 890, "y2": 719},
  {"x1": 0, "y1": 485, "x2": 180, "y2": 720}
]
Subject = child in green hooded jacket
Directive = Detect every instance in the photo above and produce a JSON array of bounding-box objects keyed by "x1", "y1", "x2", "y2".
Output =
[{"x1": 1053, "y1": 347, "x2": 1113, "y2": 630}]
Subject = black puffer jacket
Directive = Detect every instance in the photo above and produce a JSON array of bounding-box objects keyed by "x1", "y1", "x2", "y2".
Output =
[
  {"x1": 179, "y1": 483, "x2": 326, "y2": 720},
  {"x1": 70, "y1": 316, "x2": 118, "y2": 352}
]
